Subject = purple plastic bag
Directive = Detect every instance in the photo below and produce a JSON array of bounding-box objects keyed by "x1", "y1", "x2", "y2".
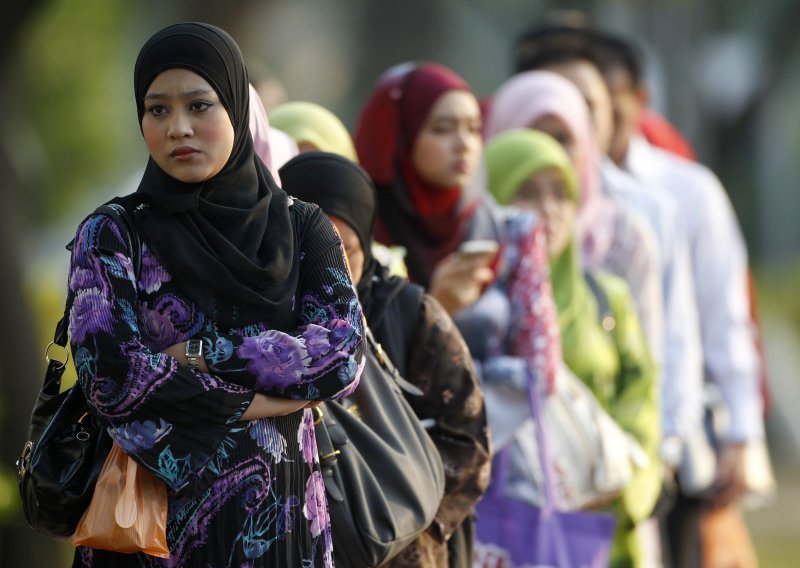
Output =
[{"x1": 474, "y1": 369, "x2": 616, "y2": 568}]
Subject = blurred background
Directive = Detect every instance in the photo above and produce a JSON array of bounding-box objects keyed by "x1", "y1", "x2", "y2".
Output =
[{"x1": 0, "y1": 0, "x2": 798, "y2": 565}]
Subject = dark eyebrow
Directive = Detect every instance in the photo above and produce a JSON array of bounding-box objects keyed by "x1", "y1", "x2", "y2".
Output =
[{"x1": 144, "y1": 88, "x2": 216, "y2": 101}]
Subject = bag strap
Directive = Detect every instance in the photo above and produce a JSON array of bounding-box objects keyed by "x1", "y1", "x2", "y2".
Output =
[
  {"x1": 97, "y1": 202, "x2": 142, "y2": 279},
  {"x1": 369, "y1": 277, "x2": 424, "y2": 344},
  {"x1": 365, "y1": 326, "x2": 423, "y2": 397},
  {"x1": 525, "y1": 366, "x2": 573, "y2": 568},
  {"x1": 584, "y1": 271, "x2": 616, "y2": 333},
  {"x1": 525, "y1": 367, "x2": 559, "y2": 511}
]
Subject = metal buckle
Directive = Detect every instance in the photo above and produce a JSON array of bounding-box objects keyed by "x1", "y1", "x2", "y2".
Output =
[
  {"x1": 45, "y1": 342, "x2": 70, "y2": 370},
  {"x1": 319, "y1": 449, "x2": 341, "y2": 461},
  {"x1": 17, "y1": 441, "x2": 34, "y2": 477},
  {"x1": 75, "y1": 412, "x2": 92, "y2": 441},
  {"x1": 312, "y1": 405, "x2": 324, "y2": 425}
]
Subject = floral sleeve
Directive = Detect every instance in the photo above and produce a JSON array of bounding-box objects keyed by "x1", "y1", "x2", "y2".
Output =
[
  {"x1": 199, "y1": 206, "x2": 365, "y2": 401},
  {"x1": 68, "y1": 214, "x2": 254, "y2": 491}
]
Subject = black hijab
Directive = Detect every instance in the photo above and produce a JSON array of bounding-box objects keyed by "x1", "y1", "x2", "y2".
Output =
[
  {"x1": 132, "y1": 22, "x2": 297, "y2": 326},
  {"x1": 278, "y1": 152, "x2": 387, "y2": 315}
]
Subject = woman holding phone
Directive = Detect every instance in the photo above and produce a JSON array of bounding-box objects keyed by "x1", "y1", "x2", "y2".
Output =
[{"x1": 353, "y1": 62, "x2": 501, "y2": 316}]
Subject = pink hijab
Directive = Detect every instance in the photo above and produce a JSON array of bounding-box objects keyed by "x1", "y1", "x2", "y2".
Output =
[
  {"x1": 484, "y1": 71, "x2": 616, "y2": 265},
  {"x1": 248, "y1": 84, "x2": 298, "y2": 183}
]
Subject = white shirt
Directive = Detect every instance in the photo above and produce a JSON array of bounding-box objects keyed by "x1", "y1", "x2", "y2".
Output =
[
  {"x1": 625, "y1": 135, "x2": 763, "y2": 442},
  {"x1": 603, "y1": 158, "x2": 704, "y2": 443}
]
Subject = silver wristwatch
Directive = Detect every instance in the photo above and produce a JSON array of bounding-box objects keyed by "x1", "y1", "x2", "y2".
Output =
[{"x1": 185, "y1": 339, "x2": 203, "y2": 370}]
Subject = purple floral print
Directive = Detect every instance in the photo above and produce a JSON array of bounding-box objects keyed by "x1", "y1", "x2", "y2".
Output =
[
  {"x1": 249, "y1": 420, "x2": 288, "y2": 463},
  {"x1": 300, "y1": 294, "x2": 339, "y2": 325},
  {"x1": 303, "y1": 324, "x2": 332, "y2": 358},
  {"x1": 303, "y1": 471, "x2": 330, "y2": 539},
  {"x1": 328, "y1": 318, "x2": 355, "y2": 347},
  {"x1": 138, "y1": 245, "x2": 171, "y2": 293},
  {"x1": 298, "y1": 409, "x2": 319, "y2": 465},
  {"x1": 138, "y1": 294, "x2": 199, "y2": 350},
  {"x1": 337, "y1": 355, "x2": 358, "y2": 385},
  {"x1": 277, "y1": 495, "x2": 301, "y2": 538},
  {"x1": 109, "y1": 418, "x2": 173, "y2": 453},
  {"x1": 337, "y1": 356, "x2": 365, "y2": 398},
  {"x1": 69, "y1": 266, "x2": 99, "y2": 291},
  {"x1": 238, "y1": 330, "x2": 307, "y2": 391},
  {"x1": 69, "y1": 288, "x2": 114, "y2": 344},
  {"x1": 68, "y1": 204, "x2": 363, "y2": 567},
  {"x1": 71, "y1": 214, "x2": 104, "y2": 262}
]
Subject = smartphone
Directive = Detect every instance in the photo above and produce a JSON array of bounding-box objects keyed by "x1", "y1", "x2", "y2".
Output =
[{"x1": 457, "y1": 239, "x2": 500, "y2": 259}]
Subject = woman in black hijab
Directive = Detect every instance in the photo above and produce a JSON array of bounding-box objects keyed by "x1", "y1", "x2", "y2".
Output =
[
  {"x1": 280, "y1": 152, "x2": 490, "y2": 568},
  {"x1": 68, "y1": 23, "x2": 364, "y2": 567}
]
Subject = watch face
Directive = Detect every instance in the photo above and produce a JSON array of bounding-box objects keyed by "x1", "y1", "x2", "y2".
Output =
[{"x1": 186, "y1": 339, "x2": 203, "y2": 358}]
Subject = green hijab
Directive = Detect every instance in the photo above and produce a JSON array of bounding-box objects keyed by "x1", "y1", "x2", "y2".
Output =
[
  {"x1": 269, "y1": 101, "x2": 359, "y2": 163},
  {"x1": 486, "y1": 129, "x2": 615, "y2": 388}
]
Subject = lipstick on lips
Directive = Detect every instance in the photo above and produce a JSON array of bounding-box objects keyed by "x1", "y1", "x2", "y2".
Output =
[{"x1": 170, "y1": 146, "x2": 199, "y2": 160}]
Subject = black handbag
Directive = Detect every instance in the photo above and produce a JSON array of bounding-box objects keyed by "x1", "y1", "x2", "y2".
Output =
[
  {"x1": 315, "y1": 328, "x2": 446, "y2": 567},
  {"x1": 17, "y1": 202, "x2": 141, "y2": 537}
]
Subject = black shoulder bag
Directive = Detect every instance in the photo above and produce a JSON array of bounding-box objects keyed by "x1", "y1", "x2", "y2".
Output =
[
  {"x1": 315, "y1": 327, "x2": 445, "y2": 568},
  {"x1": 17, "y1": 202, "x2": 141, "y2": 537}
]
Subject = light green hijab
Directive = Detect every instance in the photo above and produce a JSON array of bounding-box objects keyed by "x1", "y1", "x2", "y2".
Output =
[
  {"x1": 486, "y1": 129, "x2": 615, "y2": 389},
  {"x1": 269, "y1": 101, "x2": 359, "y2": 163}
]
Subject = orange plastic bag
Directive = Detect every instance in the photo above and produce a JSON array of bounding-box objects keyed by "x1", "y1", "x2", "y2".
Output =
[{"x1": 73, "y1": 442, "x2": 170, "y2": 558}]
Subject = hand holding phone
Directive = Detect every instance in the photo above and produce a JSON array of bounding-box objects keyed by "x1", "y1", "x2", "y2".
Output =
[
  {"x1": 429, "y1": 240, "x2": 499, "y2": 314},
  {"x1": 457, "y1": 239, "x2": 500, "y2": 260}
]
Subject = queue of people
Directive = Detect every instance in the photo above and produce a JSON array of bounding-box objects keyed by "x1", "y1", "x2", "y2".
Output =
[{"x1": 51, "y1": 17, "x2": 770, "y2": 568}]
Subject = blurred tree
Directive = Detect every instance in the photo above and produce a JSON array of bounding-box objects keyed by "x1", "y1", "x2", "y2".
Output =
[
  {"x1": 1, "y1": 0, "x2": 144, "y2": 564},
  {"x1": 19, "y1": 0, "x2": 138, "y2": 225},
  {"x1": 0, "y1": 0, "x2": 70, "y2": 563}
]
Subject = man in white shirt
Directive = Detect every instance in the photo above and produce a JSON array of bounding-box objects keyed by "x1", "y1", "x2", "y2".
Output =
[{"x1": 590, "y1": 30, "x2": 766, "y2": 566}]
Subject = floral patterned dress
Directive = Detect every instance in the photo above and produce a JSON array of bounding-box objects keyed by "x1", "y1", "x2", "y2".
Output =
[{"x1": 69, "y1": 200, "x2": 365, "y2": 568}]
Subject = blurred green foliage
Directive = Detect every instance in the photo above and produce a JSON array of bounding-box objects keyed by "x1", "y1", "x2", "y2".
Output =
[
  {"x1": 755, "y1": 260, "x2": 800, "y2": 332},
  {"x1": 0, "y1": 466, "x2": 20, "y2": 522},
  {"x1": 19, "y1": 0, "x2": 136, "y2": 224}
]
